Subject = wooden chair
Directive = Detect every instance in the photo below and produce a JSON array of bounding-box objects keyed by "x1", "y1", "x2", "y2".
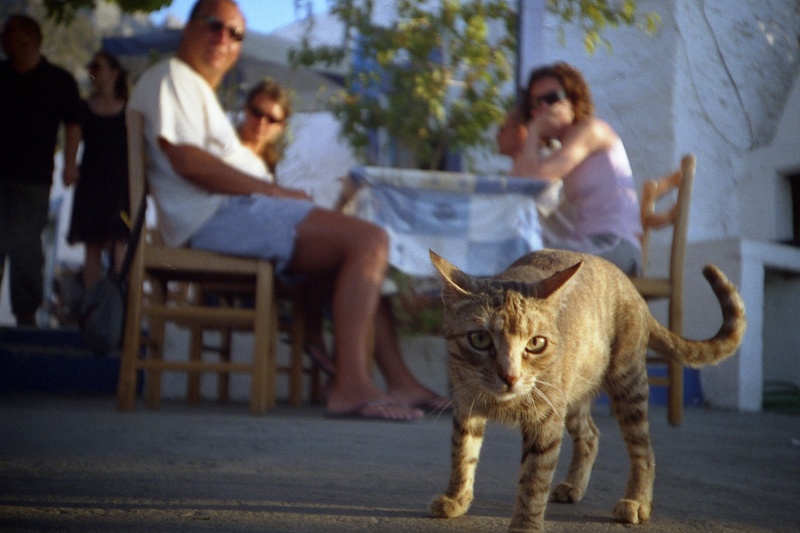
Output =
[
  {"x1": 630, "y1": 154, "x2": 696, "y2": 427},
  {"x1": 116, "y1": 111, "x2": 316, "y2": 414},
  {"x1": 186, "y1": 282, "x2": 322, "y2": 407}
]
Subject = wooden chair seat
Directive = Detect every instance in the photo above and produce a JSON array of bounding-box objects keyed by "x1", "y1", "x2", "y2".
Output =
[{"x1": 629, "y1": 277, "x2": 671, "y2": 298}]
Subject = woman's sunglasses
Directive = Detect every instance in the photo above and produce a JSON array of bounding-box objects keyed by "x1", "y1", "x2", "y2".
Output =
[
  {"x1": 247, "y1": 103, "x2": 285, "y2": 125},
  {"x1": 529, "y1": 89, "x2": 567, "y2": 109},
  {"x1": 197, "y1": 15, "x2": 245, "y2": 42}
]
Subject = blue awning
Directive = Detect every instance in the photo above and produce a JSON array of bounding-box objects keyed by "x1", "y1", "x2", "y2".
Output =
[{"x1": 102, "y1": 29, "x2": 183, "y2": 56}]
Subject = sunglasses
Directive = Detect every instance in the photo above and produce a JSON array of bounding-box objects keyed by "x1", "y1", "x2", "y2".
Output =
[
  {"x1": 247, "y1": 103, "x2": 285, "y2": 125},
  {"x1": 197, "y1": 15, "x2": 245, "y2": 42},
  {"x1": 529, "y1": 89, "x2": 567, "y2": 109},
  {"x1": 86, "y1": 61, "x2": 101, "y2": 71}
]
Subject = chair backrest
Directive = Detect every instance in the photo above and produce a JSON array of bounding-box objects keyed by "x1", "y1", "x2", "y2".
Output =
[
  {"x1": 636, "y1": 155, "x2": 695, "y2": 427},
  {"x1": 639, "y1": 154, "x2": 696, "y2": 281},
  {"x1": 126, "y1": 110, "x2": 147, "y2": 221}
]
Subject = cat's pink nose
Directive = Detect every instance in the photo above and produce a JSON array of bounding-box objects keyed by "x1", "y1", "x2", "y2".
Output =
[{"x1": 501, "y1": 373, "x2": 519, "y2": 389}]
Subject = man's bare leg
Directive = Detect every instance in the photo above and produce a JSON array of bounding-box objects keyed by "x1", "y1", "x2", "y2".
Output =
[
  {"x1": 290, "y1": 209, "x2": 422, "y2": 419},
  {"x1": 373, "y1": 299, "x2": 451, "y2": 412}
]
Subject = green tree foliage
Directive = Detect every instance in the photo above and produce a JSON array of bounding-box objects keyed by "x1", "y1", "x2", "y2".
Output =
[
  {"x1": 293, "y1": 0, "x2": 518, "y2": 169},
  {"x1": 291, "y1": 0, "x2": 658, "y2": 169},
  {"x1": 548, "y1": 0, "x2": 660, "y2": 53}
]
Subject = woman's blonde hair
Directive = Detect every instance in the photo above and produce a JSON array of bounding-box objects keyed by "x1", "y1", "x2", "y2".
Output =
[{"x1": 244, "y1": 78, "x2": 292, "y2": 175}]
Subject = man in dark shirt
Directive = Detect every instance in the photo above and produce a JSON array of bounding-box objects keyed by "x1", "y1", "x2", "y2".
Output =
[{"x1": 0, "y1": 14, "x2": 81, "y2": 326}]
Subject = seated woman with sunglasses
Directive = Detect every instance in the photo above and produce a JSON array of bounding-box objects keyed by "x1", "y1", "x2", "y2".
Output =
[
  {"x1": 237, "y1": 79, "x2": 450, "y2": 417},
  {"x1": 511, "y1": 62, "x2": 643, "y2": 275},
  {"x1": 237, "y1": 79, "x2": 289, "y2": 176}
]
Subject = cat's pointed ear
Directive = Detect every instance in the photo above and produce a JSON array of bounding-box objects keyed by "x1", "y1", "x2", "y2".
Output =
[
  {"x1": 538, "y1": 261, "x2": 582, "y2": 298},
  {"x1": 430, "y1": 250, "x2": 473, "y2": 295}
]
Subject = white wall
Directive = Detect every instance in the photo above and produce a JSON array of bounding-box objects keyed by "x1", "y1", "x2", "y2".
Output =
[
  {"x1": 749, "y1": 63, "x2": 800, "y2": 240},
  {"x1": 534, "y1": 0, "x2": 800, "y2": 410},
  {"x1": 276, "y1": 111, "x2": 359, "y2": 209},
  {"x1": 531, "y1": 0, "x2": 799, "y2": 245}
]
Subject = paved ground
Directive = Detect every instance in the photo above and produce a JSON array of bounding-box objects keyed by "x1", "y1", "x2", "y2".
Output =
[{"x1": 0, "y1": 394, "x2": 798, "y2": 533}]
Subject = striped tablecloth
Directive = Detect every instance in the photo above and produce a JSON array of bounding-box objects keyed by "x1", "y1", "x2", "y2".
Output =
[{"x1": 348, "y1": 166, "x2": 548, "y2": 277}]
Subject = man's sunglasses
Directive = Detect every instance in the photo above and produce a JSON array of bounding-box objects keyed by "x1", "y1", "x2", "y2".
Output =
[
  {"x1": 529, "y1": 89, "x2": 567, "y2": 109},
  {"x1": 248, "y1": 103, "x2": 285, "y2": 125},
  {"x1": 197, "y1": 15, "x2": 245, "y2": 42}
]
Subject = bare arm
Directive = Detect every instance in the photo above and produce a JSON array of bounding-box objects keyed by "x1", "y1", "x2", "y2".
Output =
[
  {"x1": 511, "y1": 116, "x2": 617, "y2": 182},
  {"x1": 158, "y1": 138, "x2": 311, "y2": 200},
  {"x1": 62, "y1": 123, "x2": 81, "y2": 187}
]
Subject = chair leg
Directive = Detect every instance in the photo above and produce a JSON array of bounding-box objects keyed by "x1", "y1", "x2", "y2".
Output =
[
  {"x1": 265, "y1": 298, "x2": 279, "y2": 411},
  {"x1": 216, "y1": 327, "x2": 232, "y2": 403},
  {"x1": 667, "y1": 360, "x2": 683, "y2": 426},
  {"x1": 144, "y1": 279, "x2": 167, "y2": 409},
  {"x1": 668, "y1": 300, "x2": 684, "y2": 426},
  {"x1": 288, "y1": 294, "x2": 306, "y2": 407},
  {"x1": 200, "y1": 288, "x2": 233, "y2": 404},
  {"x1": 210, "y1": 291, "x2": 233, "y2": 404},
  {"x1": 144, "y1": 317, "x2": 165, "y2": 408},
  {"x1": 309, "y1": 365, "x2": 324, "y2": 404},
  {"x1": 249, "y1": 263, "x2": 276, "y2": 414},
  {"x1": 117, "y1": 259, "x2": 145, "y2": 411},
  {"x1": 187, "y1": 325, "x2": 203, "y2": 405},
  {"x1": 117, "y1": 336, "x2": 140, "y2": 411}
]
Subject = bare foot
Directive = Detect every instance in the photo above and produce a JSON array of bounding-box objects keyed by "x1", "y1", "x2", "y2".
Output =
[
  {"x1": 387, "y1": 386, "x2": 452, "y2": 413},
  {"x1": 326, "y1": 384, "x2": 424, "y2": 421},
  {"x1": 327, "y1": 400, "x2": 424, "y2": 421}
]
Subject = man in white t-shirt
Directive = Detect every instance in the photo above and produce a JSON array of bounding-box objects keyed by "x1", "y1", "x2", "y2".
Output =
[{"x1": 128, "y1": 0, "x2": 439, "y2": 421}]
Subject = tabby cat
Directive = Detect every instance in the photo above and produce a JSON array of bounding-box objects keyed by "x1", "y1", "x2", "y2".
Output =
[{"x1": 428, "y1": 249, "x2": 746, "y2": 532}]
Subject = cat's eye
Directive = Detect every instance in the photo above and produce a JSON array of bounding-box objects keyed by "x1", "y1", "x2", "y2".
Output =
[
  {"x1": 525, "y1": 336, "x2": 547, "y2": 354},
  {"x1": 467, "y1": 331, "x2": 493, "y2": 351}
]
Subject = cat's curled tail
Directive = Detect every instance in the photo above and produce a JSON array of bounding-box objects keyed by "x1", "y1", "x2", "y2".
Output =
[{"x1": 647, "y1": 264, "x2": 746, "y2": 367}]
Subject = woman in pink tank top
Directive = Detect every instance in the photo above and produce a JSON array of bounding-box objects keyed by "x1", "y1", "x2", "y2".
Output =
[{"x1": 509, "y1": 62, "x2": 643, "y2": 275}]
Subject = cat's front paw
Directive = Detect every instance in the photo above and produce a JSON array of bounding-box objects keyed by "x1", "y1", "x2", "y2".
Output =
[
  {"x1": 429, "y1": 493, "x2": 471, "y2": 518},
  {"x1": 613, "y1": 498, "x2": 651, "y2": 524},
  {"x1": 550, "y1": 481, "x2": 583, "y2": 503}
]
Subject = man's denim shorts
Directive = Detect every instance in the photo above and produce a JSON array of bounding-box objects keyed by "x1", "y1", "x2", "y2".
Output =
[{"x1": 189, "y1": 194, "x2": 315, "y2": 279}]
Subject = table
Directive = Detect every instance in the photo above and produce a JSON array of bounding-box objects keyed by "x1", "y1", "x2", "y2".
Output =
[{"x1": 347, "y1": 166, "x2": 549, "y2": 278}]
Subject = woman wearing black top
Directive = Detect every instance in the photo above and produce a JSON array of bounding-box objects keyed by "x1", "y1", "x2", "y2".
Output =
[{"x1": 66, "y1": 50, "x2": 130, "y2": 289}]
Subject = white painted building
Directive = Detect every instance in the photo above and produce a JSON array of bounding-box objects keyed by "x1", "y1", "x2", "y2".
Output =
[{"x1": 519, "y1": 0, "x2": 800, "y2": 411}]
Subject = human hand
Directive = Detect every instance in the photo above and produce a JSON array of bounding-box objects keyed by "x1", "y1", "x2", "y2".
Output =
[
  {"x1": 62, "y1": 164, "x2": 79, "y2": 187},
  {"x1": 279, "y1": 186, "x2": 313, "y2": 201},
  {"x1": 333, "y1": 176, "x2": 358, "y2": 210},
  {"x1": 528, "y1": 109, "x2": 558, "y2": 141}
]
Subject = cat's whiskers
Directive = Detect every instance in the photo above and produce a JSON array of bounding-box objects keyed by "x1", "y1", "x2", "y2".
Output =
[
  {"x1": 529, "y1": 381, "x2": 563, "y2": 423},
  {"x1": 463, "y1": 379, "x2": 492, "y2": 417},
  {"x1": 533, "y1": 377, "x2": 564, "y2": 401},
  {"x1": 427, "y1": 400, "x2": 454, "y2": 422},
  {"x1": 443, "y1": 366, "x2": 480, "y2": 398},
  {"x1": 464, "y1": 393, "x2": 483, "y2": 420},
  {"x1": 534, "y1": 376, "x2": 559, "y2": 392}
]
